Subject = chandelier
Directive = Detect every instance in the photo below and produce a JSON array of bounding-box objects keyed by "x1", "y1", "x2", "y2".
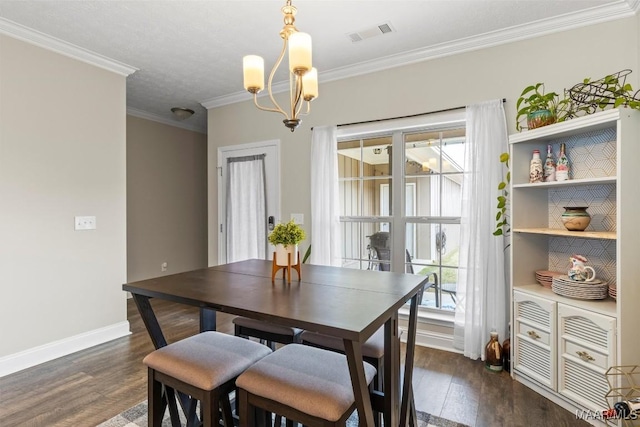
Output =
[{"x1": 242, "y1": 0, "x2": 318, "y2": 132}]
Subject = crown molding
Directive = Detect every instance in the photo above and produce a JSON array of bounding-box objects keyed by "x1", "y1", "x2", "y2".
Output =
[
  {"x1": 0, "y1": 17, "x2": 137, "y2": 76},
  {"x1": 201, "y1": 0, "x2": 635, "y2": 110},
  {"x1": 127, "y1": 107, "x2": 206, "y2": 134}
]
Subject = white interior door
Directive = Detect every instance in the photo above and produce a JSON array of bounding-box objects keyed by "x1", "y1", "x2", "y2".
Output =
[{"x1": 218, "y1": 140, "x2": 280, "y2": 264}]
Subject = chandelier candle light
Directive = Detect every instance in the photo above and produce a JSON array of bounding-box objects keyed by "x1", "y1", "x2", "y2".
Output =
[{"x1": 242, "y1": 0, "x2": 318, "y2": 132}]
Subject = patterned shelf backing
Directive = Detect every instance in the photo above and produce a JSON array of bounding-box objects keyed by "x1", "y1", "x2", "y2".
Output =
[{"x1": 547, "y1": 127, "x2": 617, "y2": 287}]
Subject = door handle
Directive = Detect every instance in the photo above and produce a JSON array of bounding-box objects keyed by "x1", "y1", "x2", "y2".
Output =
[{"x1": 268, "y1": 216, "x2": 275, "y2": 231}]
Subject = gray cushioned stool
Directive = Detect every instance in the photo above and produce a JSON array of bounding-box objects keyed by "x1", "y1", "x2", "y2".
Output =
[
  {"x1": 233, "y1": 316, "x2": 303, "y2": 350},
  {"x1": 143, "y1": 331, "x2": 272, "y2": 427},
  {"x1": 236, "y1": 343, "x2": 377, "y2": 427},
  {"x1": 301, "y1": 327, "x2": 384, "y2": 390}
]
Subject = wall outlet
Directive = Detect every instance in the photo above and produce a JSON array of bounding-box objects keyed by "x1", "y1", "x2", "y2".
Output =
[
  {"x1": 290, "y1": 213, "x2": 304, "y2": 225},
  {"x1": 75, "y1": 216, "x2": 96, "y2": 230},
  {"x1": 161, "y1": 262, "x2": 168, "y2": 272}
]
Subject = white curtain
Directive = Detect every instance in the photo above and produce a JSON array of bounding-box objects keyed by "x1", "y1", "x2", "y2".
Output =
[
  {"x1": 226, "y1": 155, "x2": 266, "y2": 263},
  {"x1": 310, "y1": 125, "x2": 342, "y2": 266},
  {"x1": 454, "y1": 99, "x2": 509, "y2": 360}
]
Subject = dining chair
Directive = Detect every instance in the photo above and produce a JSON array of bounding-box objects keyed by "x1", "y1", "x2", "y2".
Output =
[
  {"x1": 236, "y1": 344, "x2": 377, "y2": 427},
  {"x1": 233, "y1": 316, "x2": 303, "y2": 350},
  {"x1": 143, "y1": 331, "x2": 272, "y2": 427}
]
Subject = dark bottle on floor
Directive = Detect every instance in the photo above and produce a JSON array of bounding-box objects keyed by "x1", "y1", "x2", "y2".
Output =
[{"x1": 485, "y1": 331, "x2": 503, "y2": 373}]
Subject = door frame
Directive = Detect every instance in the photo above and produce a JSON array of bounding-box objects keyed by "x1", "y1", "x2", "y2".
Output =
[{"x1": 217, "y1": 139, "x2": 281, "y2": 265}]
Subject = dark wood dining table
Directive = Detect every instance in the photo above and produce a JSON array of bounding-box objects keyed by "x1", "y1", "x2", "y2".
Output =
[{"x1": 123, "y1": 259, "x2": 427, "y2": 427}]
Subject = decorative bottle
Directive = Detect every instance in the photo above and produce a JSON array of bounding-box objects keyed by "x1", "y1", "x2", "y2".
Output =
[
  {"x1": 502, "y1": 336, "x2": 511, "y2": 373},
  {"x1": 556, "y1": 143, "x2": 570, "y2": 181},
  {"x1": 543, "y1": 144, "x2": 556, "y2": 182},
  {"x1": 529, "y1": 149, "x2": 543, "y2": 183},
  {"x1": 485, "y1": 331, "x2": 503, "y2": 372}
]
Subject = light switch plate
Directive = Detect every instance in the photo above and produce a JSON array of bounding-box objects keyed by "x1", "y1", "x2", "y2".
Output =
[
  {"x1": 290, "y1": 213, "x2": 304, "y2": 224},
  {"x1": 75, "y1": 216, "x2": 96, "y2": 230}
]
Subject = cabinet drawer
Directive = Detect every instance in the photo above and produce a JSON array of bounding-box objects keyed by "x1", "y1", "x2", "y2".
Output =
[
  {"x1": 563, "y1": 340, "x2": 608, "y2": 369},
  {"x1": 516, "y1": 322, "x2": 550, "y2": 346}
]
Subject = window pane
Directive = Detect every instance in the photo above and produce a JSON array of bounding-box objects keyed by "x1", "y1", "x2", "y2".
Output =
[
  {"x1": 406, "y1": 176, "x2": 439, "y2": 217},
  {"x1": 363, "y1": 137, "x2": 391, "y2": 178},
  {"x1": 439, "y1": 267, "x2": 458, "y2": 311},
  {"x1": 440, "y1": 224, "x2": 460, "y2": 268},
  {"x1": 338, "y1": 139, "x2": 361, "y2": 179},
  {"x1": 405, "y1": 133, "x2": 441, "y2": 175},
  {"x1": 363, "y1": 178, "x2": 392, "y2": 217},
  {"x1": 339, "y1": 179, "x2": 361, "y2": 216},
  {"x1": 440, "y1": 128, "x2": 466, "y2": 174},
  {"x1": 407, "y1": 223, "x2": 444, "y2": 265},
  {"x1": 339, "y1": 178, "x2": 393, "y2": 217},
  {"x1": 442, "y1": 174, "x2": 463, "y2": 217},
  {"x1": 406, "y1": 222, "x2": 458, "y2": 310},
  {"x1": 342, "y1": 222, "x2": 390, "y2": 270}
]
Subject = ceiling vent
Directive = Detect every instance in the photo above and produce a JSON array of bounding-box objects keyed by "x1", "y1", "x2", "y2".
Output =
[{"x1": 347, "y1": 21, "x2": 395, "y2": 43}]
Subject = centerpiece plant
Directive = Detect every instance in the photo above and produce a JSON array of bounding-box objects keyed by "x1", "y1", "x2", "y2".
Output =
[{"x1": 268, "y1": 220, "x2": 306, "y2": 266}]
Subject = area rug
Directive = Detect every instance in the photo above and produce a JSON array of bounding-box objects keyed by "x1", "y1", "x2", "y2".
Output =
[{"x1": 97, "y1": 400, "x2": 468, "y2": 427}]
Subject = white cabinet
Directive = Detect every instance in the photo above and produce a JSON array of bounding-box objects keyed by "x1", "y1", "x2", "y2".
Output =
[
  {"x1": 509, "y1": 108, "x2": 640, "y2": 420},
  {"x1": 513, "y1": 291, "x2": 556, "y2": 388},
  {"x1": 558, "y1": 304, "x2": 616, "y2": 412}
]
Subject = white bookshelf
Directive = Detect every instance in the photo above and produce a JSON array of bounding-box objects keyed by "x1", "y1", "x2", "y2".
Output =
[{"x1": 509, "y1": 108, "x2": 640, "y2": 425}]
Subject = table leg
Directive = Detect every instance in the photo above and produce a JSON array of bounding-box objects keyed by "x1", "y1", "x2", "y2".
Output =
[
  {"x1": 132, "y1": 294, "x2": 167, "y2": 349},
  {"x1": 400, "y1": 291, "x2": 420, "y2": 426},
  {"x1": 343, "y1": 339, "x2": 376, "y2": 427},
  {"x1": 383, "y1": 313, "x2": 400, "y2": 427},
  {"x1": 131, "y1": 293, "x2": 199, "y2": 426},
  {"x1": 200, "y1": 307, "x2": 217, "y2": 332}
]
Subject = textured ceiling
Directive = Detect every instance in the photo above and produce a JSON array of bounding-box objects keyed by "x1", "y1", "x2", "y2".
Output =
[{"x1": 0, "y1": 0, "x2": 636, "y2": 133}]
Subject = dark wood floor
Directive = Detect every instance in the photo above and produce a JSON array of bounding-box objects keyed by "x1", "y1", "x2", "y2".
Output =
[{"x1": 0, "y1": 299, "x2": 589, "y2": 427}]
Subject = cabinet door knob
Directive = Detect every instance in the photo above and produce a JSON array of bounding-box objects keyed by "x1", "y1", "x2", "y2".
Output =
[
  {"x1": 527, "y1": 330, "x2": 541, "y2": 339},
  {"x1": 576, "y1": 351, "x2": 595, "y2": 362}
]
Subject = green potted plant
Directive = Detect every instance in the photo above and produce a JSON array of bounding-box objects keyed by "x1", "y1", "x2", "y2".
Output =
[
  {"x1": 268, "y1": 219, "x2": 306, "y2": 266},
  {"x1": 516, "y1": 83, "x2": 571, "y2": 131}
]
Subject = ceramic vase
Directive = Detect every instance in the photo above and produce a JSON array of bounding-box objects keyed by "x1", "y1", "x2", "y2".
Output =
[
  {"x1": 529, "y1": 149, "x2": 543, "y2": 183},
  {"x1": 275, "y1": 244, "x2": 298, "y2": 266},
  {"x1": 561, "y1": 207, "x2": 591, "y2": 231}
]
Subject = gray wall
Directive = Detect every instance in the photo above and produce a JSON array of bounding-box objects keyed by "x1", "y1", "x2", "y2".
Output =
[
  {"x1": 127, "y1": 116, "x2": 208, "y2": 282},
  {"x1": 0, "y1": 35, "x2": 127, "y2": 359},
  {"x1": 207, "y1": 16, "x2": 639, "y2": 265}
]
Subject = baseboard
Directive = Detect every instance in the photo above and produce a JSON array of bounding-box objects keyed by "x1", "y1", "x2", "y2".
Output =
[
  {"x1": 399, "y1": 326, "x2": 463, "y2": 354},
  {"x1": 0, "y1": 321, "x2": 131, "y2": 378}
]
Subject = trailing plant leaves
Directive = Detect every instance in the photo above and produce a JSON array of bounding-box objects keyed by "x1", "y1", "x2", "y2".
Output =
[{"x1": 494, "y1": 152, "x2": 510, "y2": 240}]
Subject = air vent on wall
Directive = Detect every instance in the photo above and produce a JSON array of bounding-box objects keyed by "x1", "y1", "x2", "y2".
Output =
[{"x1": 347, "y1": 21, "x2": 395, "y2": 43}]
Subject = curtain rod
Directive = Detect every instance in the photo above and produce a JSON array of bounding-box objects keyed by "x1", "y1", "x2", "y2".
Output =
[{"x1": 311, "y1": 98, "x2": 506, "y2": 130}]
